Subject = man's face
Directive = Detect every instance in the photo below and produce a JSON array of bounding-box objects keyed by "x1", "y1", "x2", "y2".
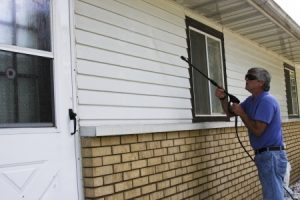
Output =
[{"x1": 245, "y1": 74, "x2": 264, "y2": 93}]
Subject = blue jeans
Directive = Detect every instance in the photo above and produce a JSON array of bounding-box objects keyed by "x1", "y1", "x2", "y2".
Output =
[{"x1": 255, "y1": 150, "x2": 288, "y2": 200}]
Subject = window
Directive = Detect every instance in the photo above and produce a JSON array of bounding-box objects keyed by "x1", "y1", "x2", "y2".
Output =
[
  {"x1": 0, "y1": 0, "x2": 54, "y2": 127},
  {"x1": 186, "y1": 17, "x2": 227, "y2": 122},
  {"x1": 284, "y1": 63, "x2": 299, "y2": 118}
]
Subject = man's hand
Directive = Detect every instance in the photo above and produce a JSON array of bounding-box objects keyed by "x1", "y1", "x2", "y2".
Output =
[
  {"x1": 231, "y1": 103, "x2": 267, "y2": 136},
  {"x1": 215, "y1": 88, "x2": 226, "y2": 99},
  {"x1": 230, "y1": 103, "x2": 245, "y2": 116},
  {"x1": 215, "y1": 87, "x2": 235, "y2": 117}
]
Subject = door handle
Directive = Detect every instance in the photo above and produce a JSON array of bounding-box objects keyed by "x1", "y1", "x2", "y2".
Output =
[{"x1": 69, "y1": 109, "x2": 77, "y2": 135}]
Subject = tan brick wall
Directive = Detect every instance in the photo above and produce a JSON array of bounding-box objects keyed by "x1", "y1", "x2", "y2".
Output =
[
  {"x1": 81, "y1": 121, "x2": 300, "y2": 199},
  {"x1": 283, "y1": 122, "x2": 300, "y2": 184}
]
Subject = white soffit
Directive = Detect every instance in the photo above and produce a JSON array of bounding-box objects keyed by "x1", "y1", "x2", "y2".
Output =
[{"x1": 173, "y1": 0, "x2": 300, "y2": 64}]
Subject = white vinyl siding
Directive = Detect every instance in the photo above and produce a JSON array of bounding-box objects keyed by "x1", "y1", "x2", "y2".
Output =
[
  {"x1": 74, "y1": 0, "x2": 297, "y2": 135},
  {"x1": 224, "y1": 31, "x2": 288, "y2": 119},
  {"x1": 74, "y1": 0, "x2": 191, "y2": 127}
]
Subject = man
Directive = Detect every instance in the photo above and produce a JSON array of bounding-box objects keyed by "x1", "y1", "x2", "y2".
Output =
[{"x1": 215, "y1": 68, "x2": 288, "y2": 200}]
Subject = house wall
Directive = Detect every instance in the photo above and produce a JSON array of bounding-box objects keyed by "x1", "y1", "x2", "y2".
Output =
[
  {"x1": 224, "y1": 31, "x2": 289, "y2": 118},
  {"x1": 74, "y1": 0, "x2": 298, "y2": 135},
  {"x1": 81, "y1": 121, "x2": 300, "y2": 199},
  {"x1": 75, "y1": 0, "x2": 300, "y2": 199},
  {"x1": 81, "y1": 126, "x2": 260, "y2": 200},
  {"x1": 284, "y1": 122, "x2": 300, "y2": 183},
  {"x1": 74, "y1": 0, "x2": 191, "y2": 128}
]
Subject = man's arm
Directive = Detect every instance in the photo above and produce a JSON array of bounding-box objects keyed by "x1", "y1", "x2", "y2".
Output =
[
  {"x1": 215, "y1": 88, "x2": 267, "y2": 136},
  {"x1": 219, "y1": 98, "x2": 235, "y2": 117},
  {"x1": 215, "y1": 88, "x2": 234, "y2": 117},
  {"x1": 231, "y1": 103, "x2": 267, "y2": 136}
]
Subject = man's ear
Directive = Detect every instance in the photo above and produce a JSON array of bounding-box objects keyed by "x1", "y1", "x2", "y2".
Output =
[{"x1": 258, "y1": 80, "x2": 265, "y2": 88}]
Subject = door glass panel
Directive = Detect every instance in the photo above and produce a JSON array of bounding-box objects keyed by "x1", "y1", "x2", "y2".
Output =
[
  {"x1": 0, "y1": 0, "x2": 51, "y2": 51},
  {"x1": 0, "y1": 50, "x2": 53, "y2": 126}
]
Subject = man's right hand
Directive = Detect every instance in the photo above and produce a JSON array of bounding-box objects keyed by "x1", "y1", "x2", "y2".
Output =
[{"x1": 215, "y1": 88, "x2": 226, "y2": 100}]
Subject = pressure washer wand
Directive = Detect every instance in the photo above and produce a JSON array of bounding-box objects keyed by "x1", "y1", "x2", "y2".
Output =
[{"x1": 180, "y1": 56, "x2": 240, "y2": 104}]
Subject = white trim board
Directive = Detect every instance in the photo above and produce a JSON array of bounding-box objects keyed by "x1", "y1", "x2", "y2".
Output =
[
  {"x1": 80, "y1": 121, "x2": 238, "y2": 136},
  {"x1": 80, "y1": 117, "x2": 300, "y2": 136}
]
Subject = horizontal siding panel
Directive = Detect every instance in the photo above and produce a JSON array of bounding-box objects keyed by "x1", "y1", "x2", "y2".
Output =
[
  {"x1": 77, "y1": 75, "x2": 191, "y2": 98},
  {"x1": 74, "y1": 0, "x2": 193, "y2": 130},
  {"x1": 226, "y1": 62, "x2": 285, "y2": 95},
  {"x1": 226, "y1": 63, "x2": 249, "y2": 78},
  {"x1": 143, "y1": 0, "x2": 185, "y2": 18},
  {"x1": 79, "y1": 0, "x2": 186, "y2": 37},
  {"x1": 225, "y1": 35, "x2": 282, "y2": 66},
  {"x1": 78, "y1": 90, "x2": 191, "y2": 108},
  {"x1": 226, "y1": 48, "x2": 281, "y2": 69},
  {"x1": 226, "y1": 50, "x2": 284, "y2": 80},
  {"x1": 115, "y1": 0, "x2": 185, "y2": 27},
  {"x1": 79, "y1": 119, "x2": 192, "y2": 127},
  {"x1": 75, "y1": 15, "x2": 187, "y2": 56},
  {"x1": 79, "y1": 105, "x2": 191, "y2": 120},
  {"x1": 75, "y1": 1, "x2": 187, "y2": 47},
  {"x1": 76, "y1": 45, "x2": 189, "y2": 78},
  {"x1": 77, "y1": 60, "x2": 190, "y2": 88},
  {"x1": 227, "y1": 77, "x2": 245, "y2": 88},
  {"x1": 76, "y1": 29, "x2": 186, "y2": 66},
  {"x1": 223, "y1": 63, "x2": 249, "y2": 100},
  {"x1": 226, "y1": 85, "x2": 248, "y2": 95},
  {"x1": 225, "y1": 90, "x2": 249, "y2": 102},
  {"x1": 224, "y1": 31, "x2": 288, "y2": 117}
]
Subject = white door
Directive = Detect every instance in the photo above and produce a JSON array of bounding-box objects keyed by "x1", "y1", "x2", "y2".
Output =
[{"x1": 0, "y1": 1, "x2": 81, "y2": 200}]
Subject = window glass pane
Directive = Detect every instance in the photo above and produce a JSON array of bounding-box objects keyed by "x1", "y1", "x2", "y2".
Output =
[
  {"x1": 289, "y1": 71, "x2": 298, "y2": 115},
  {"x1": 0, "y1": 50, "x2": 53, "y2": 126},
  {"x1": 0, "y1": 0, "x2": 51, "y2": 51},
  {"x1": 284, "y1": 68, "x2": 292, "y2": 114},
  {"x1": 189, "y1": 29, "x2": 225, "y2": 116},
  {"x1": 284, "y1": 66, "x2": 299, "y2": 117},
  {"x1": 207, "y1": 37, "x2": 223, "y2": 114},
  {"x1": 189, "y1": 29, "x2": 210, "y2": 115}
]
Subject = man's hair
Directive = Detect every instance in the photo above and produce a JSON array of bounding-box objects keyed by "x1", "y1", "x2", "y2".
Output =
[{"x1": 247, "y1": 68, "x2": 271, "y2": 91}]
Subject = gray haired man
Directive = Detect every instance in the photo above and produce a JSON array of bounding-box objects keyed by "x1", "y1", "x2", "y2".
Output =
[{"x1": 216, "y1": 68, "x2": 288, "y2": 200}]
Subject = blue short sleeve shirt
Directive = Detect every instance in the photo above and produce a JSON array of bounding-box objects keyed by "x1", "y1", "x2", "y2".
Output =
[{"x1": 240, "y1": 91, "x2": 284, "y2": 149}]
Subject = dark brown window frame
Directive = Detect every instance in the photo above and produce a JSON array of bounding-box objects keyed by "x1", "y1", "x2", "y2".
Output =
[
  {"x1": 186, "y1": 17, "x2": 229, "y2": 122},
  {"x1": 284, "y1": 63, "x2": 299, "y2": 118}
]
